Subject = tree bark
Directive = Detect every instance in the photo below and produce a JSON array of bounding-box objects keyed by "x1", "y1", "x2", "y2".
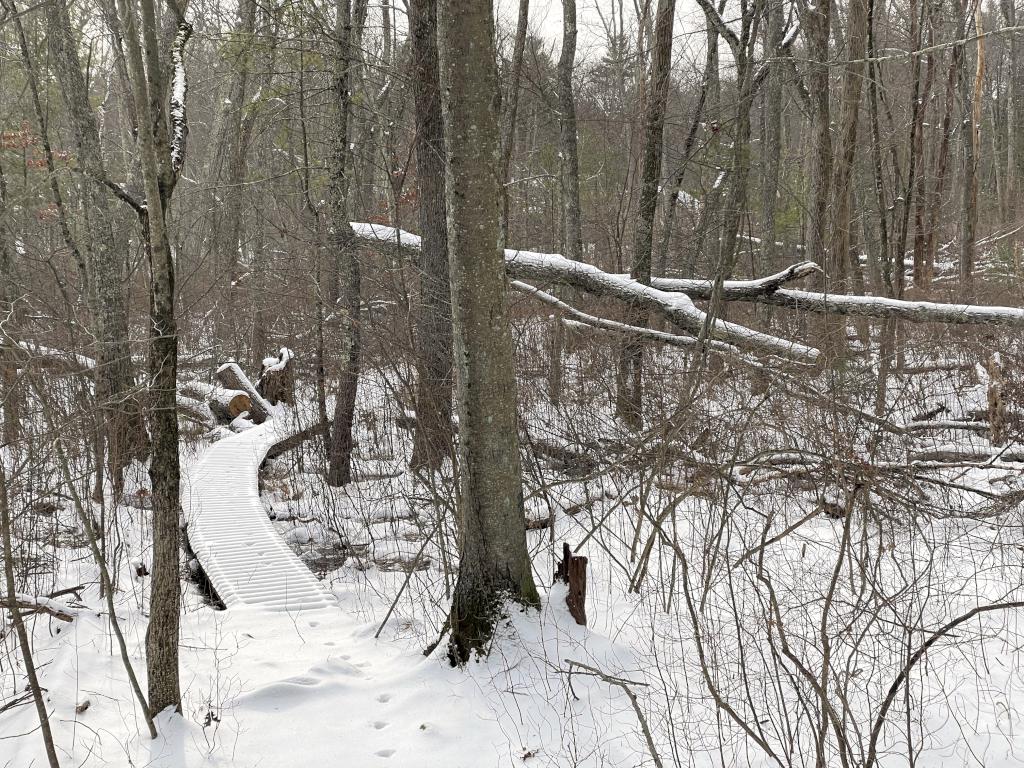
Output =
[
  {"x1": 617, "y1": 0, "x2": 676, "y2": 429},
  {"x1": 116, "y1": 0, "x2": 188, "y2": 718},
  {"x1": 437, "y1": 0, "x2": 540, "y2": 664},
  {"x1": 409, "y1": 0, "x2": 454, "y2": 472},
  {"x1": 326, "y1": 0, "x2": 361, "y2": 487}
]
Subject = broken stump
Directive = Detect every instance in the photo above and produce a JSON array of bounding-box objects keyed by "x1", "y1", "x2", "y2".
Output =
[{"x1": 555, "y1": 542, "x2": 588, "y2": 626}]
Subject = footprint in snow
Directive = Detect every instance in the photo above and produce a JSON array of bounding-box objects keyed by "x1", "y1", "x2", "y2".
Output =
[
  {"x1": 375, "y1": 749, "x2": 396, "y2": 759},
  {"x1": 371, "y1": 721, "x2": 389, "y2": 730},
  {"x1": 376, "y1": 693, "x2": 392, "y2": 704}
]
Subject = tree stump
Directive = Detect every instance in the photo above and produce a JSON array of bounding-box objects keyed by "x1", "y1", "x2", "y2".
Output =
[
  {"x1": 555, "y1": 542, "x2": 588, "y2": 626},
  {"x1": 258, "y1": 347, "x2": 295, "y2": 405}
]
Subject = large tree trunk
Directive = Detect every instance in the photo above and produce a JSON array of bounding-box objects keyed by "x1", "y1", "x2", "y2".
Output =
[
  {"x1": 49, "y1": 0, "x2": 148, "y2": 495},
  {"x1": 437, "y1": 0, "x2": 540, "y2": 664},
  {"x1": 409, "y1": 0, "x2": 454, "y2": 471},
  {"x1": 326, "y1": 0, "x2": 361, "y2": 487},
  {"x1": 116, "y1": 0, "x2": 188, "y2": 719},
  {"x1": 616, "y1": 0, "x2": 676, "y2": 429}
]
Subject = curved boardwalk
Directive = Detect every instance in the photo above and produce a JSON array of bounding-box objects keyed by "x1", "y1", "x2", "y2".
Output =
[{"x1": 183, "y1": 417, "x2": 334, "y2": 611}]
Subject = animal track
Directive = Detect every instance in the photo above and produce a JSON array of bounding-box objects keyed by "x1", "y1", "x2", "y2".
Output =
[
  {"x1": 375, "y1": 749, "x2": 396, "y2": 759},
  {"x1": 376, "y1": 693, "x2": 392, "y2": 703},
  {"x1": 371, "y1": 721, "x2": 389, "y2": 730}
]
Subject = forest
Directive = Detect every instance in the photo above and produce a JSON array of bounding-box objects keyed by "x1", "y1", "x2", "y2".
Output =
[{"x1": 2, "y1": 0, "x2": 1024, "y2": 765}]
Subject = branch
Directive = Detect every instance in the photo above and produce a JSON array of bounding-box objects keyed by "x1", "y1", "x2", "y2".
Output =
[
  {"x1": 652, "y1": 276, "x2": 1024, "y2": 328},
  {"x1": 511, "y1": 280, "x2": 741, "y2": 355},
  {"x1": 3, "y1": 594, "x2": 77, "y2": 622},
  {"x1": 692, "y1": 0, "x2": 739, "y2": 54},
  {"x1": 653, "y1": 261, "x2": 821, "y2": 299},
  {"x1": 564, "y1": 660, "x2": 662, "y2": 768},
  {"x1": 865, "y1": 600, "x2": 1024, "y2": 768}
]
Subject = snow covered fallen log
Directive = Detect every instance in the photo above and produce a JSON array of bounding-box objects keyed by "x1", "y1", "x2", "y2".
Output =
[
  {"x1": 177, "y1": 394, "x2": 216, "y2": 428},
  {"x1": 351, "y1": 223, "x2": 820, "y2": 363},
  {"x1": 651, "y1": 261, "x2": 821, "y2": 299},
  {"x1": 652, "y1": 278, "x2": 1024, "y2": 327},
  {"x1": 3, "y1": 594, "x2": 77, "y2": 622},
  {"x1": 215, "y1": 362, "x2": 272, "y2": 423},
  {"x1": 511, "y1": 281, "x2": 741, "y2": 355}
]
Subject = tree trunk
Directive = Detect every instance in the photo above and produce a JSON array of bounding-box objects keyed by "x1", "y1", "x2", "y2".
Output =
[
  {"x1": 553, "y1": 0, "x2": 583, "y2": 406},
  {"x1": 0, "y1": 461, "x2": 61, "y2": 767},
  {"x1": 116, "y1": 0, "x2": 188, "y2": 719},
  {"x1": 437, "y1": 0, "x2": 540, "y2": 664},
  {"x1": 959, "y1": 0, "x2": 984, "y2": 299},
  {"x1": 326, "y1": 0, "x2": 361, "y2": 487},
  {"x1": 498, "y1": 0, "x2": 530, "y2": 247},
  {"x1": 804, "y1": 0, "x2": 832, "y2": 272},
  {"x1": 409, "y1": 0, "x2": 454, "y2": 472},
  {"x1": 0, "y1": 160, "x2": 20, "y2": 447},
  {"x1": 760, "y1": 0, "x2": 784, "y2": 268},
  {"x1": 617, "y1": 0, "x2": 676, "y2": 429},
  {"x1": 49, "y1": 0, "x2": 148, "y2": 495}
]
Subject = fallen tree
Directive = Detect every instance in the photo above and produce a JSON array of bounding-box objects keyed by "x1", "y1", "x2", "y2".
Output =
[
  {"x1": 350, "y1": 223, "x2": 1024, "y2": 355},
  {"x1": 652, "y1": 277, "x2": 1024, "y2": 328},
  {"x1": 351, "y1": 223, "x2": 820, "y2": 363}
]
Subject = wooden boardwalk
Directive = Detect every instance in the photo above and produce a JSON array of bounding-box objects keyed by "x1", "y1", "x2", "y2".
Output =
[{"x1": 183, "y1": 417, "x2": 334, "y2": 611}]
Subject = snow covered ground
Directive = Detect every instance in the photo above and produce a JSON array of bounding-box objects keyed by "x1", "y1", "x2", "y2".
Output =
[{"x1": 4, "y1": 341, "x2": 1024, "y2": 767}]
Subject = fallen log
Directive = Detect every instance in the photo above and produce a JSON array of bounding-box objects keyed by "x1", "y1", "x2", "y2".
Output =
[
  {"x1": 652, "y1": 277, "x2": 1024, "y2": 328},
  {"x1": 215, "y1": 362, "x2": 271, "y2": 423},
  {"x1": 351, "y1": 222, "x2": 820, "y2": 363},
  {"x1": 177, "y1": 394, "x2": 216, "y2": 428},
  {"x1": 2, "y1": 594, "x2": 77, "y2": 622},
  {"x1": 351, "y1": 222, "x2": 1024, "y2": 337}
]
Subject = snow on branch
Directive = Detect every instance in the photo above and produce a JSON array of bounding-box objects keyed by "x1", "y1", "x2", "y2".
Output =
[
  {"x1": 3, "y1": 594, "x2": 78, "y2": 622},
  {"x1": 653, "y1": 261, "x2": 821, "y2": 299},
  {"x1": 511, "y1": 281, "x2": 741, "y2": 355},
  {"x1": 169, "y1": 19, "x2": 193, "y2": 180},
  {"x1": 653, "y1": 276, "x2": 1024, "y2": 328},
  {"x1": 350, "y1": 223, "x2": 820, "y2": 363}
]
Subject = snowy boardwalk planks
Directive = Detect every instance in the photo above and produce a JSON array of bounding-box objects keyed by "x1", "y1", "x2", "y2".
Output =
[{"x1": 183, "y1": 417, "x2": 334, "y2": 611}]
